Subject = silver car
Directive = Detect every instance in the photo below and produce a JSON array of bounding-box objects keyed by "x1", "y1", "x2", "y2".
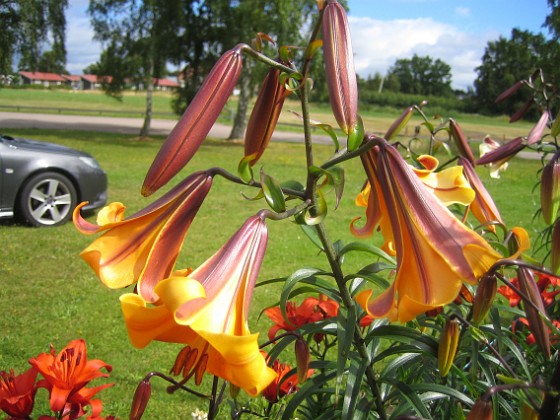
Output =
[{"x1": 0, "y1": 134, "x2": 107, "y2": 226}]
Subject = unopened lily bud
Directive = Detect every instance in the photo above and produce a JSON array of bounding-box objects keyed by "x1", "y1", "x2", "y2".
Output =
[
  {"x1": 518, "y1": 267, "x2": 551, "y2": 357},
  {"x1": 295, "y1": 337, "x2": 311, "y2": 384},
  {"x1": 130, "y1": 378, "x2": 151, "y2": 420},
  {"x1": 142, "y1": 44, "x2": 245, "y2": 196},
  {"x1": 471, "y1": 275, "x2": 497, "y2": 325},
  {"x1": 438, "y1": 317, "x2": 460, "y2": 378},
  {"x1": 495, "y1": 80, "x2": 525, "y2": 103},
  {"x1": 449, "y1": 119, "x2": 476, "y2": 166},
  {"x1": 477, "y1": 137, "x2": 525, "y2": 166},
  {"x1": 509, "y1": 98, "x2": 534, "y2": 123},
  {"x1": 466, "y1": 397, "x2": 493, "y2": 420},
  {"x1": 385, "y1": 106, "x2": 413, "y2": 141},
  {"x1": 540, "y1": 150, "x2": 560, "y2": 224},
  {"x1": 244, "y1": 67, "x2": 290, "y2": 165},
  {"x1": 526, "y1": 111, "x2": 550, "y2": 146},
  {"x1": 551, "y1": 219, "x2": 560, "y2": 275},
  {"x1": 322, "y1": 0, "x2": 358, "y2": 137}
]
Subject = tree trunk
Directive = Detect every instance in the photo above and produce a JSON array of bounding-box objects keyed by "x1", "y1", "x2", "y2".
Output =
[
  {"x1": 140, "y1": 59, "x2": 154, "y2": 139},
  {"x1": 228, "y1": 61, "x2": 252, "y2": 140}
]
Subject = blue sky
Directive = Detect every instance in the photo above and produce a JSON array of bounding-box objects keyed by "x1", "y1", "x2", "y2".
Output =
[{"x1": 65, "y1": 0, "x2": 553, "y2": 90}]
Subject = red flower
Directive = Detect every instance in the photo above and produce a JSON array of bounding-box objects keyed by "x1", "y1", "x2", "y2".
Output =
[
  {"x1": 264, "y1": 295, "x2": 339, "y2": 342},
  {"x1": 0, "y1": 367, "x2": 38, "y2": 418},
  {"x1": 261, "y1": 353, "x2": 313, "y2": 404},
  {"x1": 514, "y1": 318, "x2": 560, "y2": 346},
  {"x1": 29, "y1": 339, "x2": 113, "y2": 417},
  {"x1": 498, "y1": 273, "x2": 560, "y2": 308}
]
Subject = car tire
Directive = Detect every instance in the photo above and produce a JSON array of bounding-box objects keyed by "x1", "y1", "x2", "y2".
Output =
[{"x1": 18, "y1": 172, "x2": 77, "y2": 227}]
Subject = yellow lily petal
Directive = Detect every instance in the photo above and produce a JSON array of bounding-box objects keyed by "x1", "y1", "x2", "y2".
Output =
[
  {"x1": 119, "y1": 215, "x2": 276, "y2": 396},
  {"x1": 74, "y1": 171, "x2": 213, "y2": 302},
  {"x1": 355, "y1": 139, "x2": 502, "y2": 322}
]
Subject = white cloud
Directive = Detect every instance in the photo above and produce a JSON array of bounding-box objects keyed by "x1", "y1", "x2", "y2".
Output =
[
  {"x1": 65, "y1": 2, "x2": 101, "y2": 74},
  {"x1": 455, "y1": 6, "x2": 471, "y2": 17},
  {"x1": 349, "y1": 16, "x2": 498, "y2": 90}
]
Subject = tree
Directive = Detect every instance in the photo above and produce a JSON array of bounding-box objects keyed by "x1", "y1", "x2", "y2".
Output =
[
  {"x1": 173, "y1": 0, "x2": 318, "y2": 140},
  {"x1": 88, "y1": 0, "x2": 181, "y2": 139},
  {"x1": 473, "y1": 29, "x2": 552, "y2": 115},
  {"x1": 0, "y1": 0, "x2": 68, "y2": 75},
  {"x1": 386, "y1": 54, "x2": 453, "y2": 97}
]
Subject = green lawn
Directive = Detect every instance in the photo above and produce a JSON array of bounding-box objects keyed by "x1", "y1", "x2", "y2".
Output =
[{"x1": 0, "y1": 115, "x2": 546, "y2": 417}]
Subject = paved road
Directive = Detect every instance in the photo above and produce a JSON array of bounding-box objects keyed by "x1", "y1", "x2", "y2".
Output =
[
  {"x1": 0, "y1": 111, "x2": 540, "y2": 159},
  {"x1": 0, "y1": 111, "x2": 333, "y2": 144}
]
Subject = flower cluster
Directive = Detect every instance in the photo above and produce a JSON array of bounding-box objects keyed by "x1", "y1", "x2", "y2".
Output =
[{"x1": 0, "y1": 339, "x2": 113, "y2": 419}]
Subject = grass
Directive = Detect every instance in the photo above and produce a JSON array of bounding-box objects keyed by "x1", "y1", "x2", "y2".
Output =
[
  {"x1": 0, "y1": 88, "x2": 537, "y2": 142},
  {"x1": 0, "y1": 94, "x2": 548, "y2": 418}
]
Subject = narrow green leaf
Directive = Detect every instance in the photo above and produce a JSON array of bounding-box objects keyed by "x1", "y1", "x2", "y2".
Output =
[
  {"x1": 260, "y1": 168, "x2": 286, "y2": 212},
  {"x1": 304, "y1": 188, "x2": 327, "y2": 225},
  {"x1": 280, "y1": 268, "x2": 329, "y2": 321},
  {"x1": 237, "y1": 154, "x2": 255, "y2": 183},
  {"x1": 298, "y1": 223, "x2": 325, "y2": 251},
  {"x1": 342, "y1": 357, "x2": 367, "y2": 419},
  {"x1": 551, "y1": 108, "x2": 560, "y2": 137},
  {"x1": 384, "y1": 378, "x2": 432, "y2": 419},
  {"x1": 338, "y1": 241, "x2": 396, "y2": 265},
  {"x1": 346, "y1": 115, "x2": 365, "y2": 151}
]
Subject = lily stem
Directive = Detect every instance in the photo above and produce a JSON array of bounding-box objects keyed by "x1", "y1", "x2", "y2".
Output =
[{"x1": 313, "y1": 220, "x2": 387, "y2": 420}]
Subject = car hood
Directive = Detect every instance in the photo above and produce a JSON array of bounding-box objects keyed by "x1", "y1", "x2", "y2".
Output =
[{"x1": 0, "y1": 135, "x2": 89, "y2": 157}]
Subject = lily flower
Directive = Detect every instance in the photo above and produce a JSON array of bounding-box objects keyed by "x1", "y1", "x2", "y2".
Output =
[
  {"x1": 142, "y1": 45, "x2": 245, "y2": 196},
  {"x1": 458, "y1": 157, "x2": 503, "y2": 232},
  {"x1": 261, "y1": 352, "x2": 313, "y2": 404},
  {"x1": 74, "y1": 171, "x2": 213, "y2": 303},
  {"x1": 118, "y1": 215, "x2": 276, "y2": 396},
  {"x1": 29, "y1": 339, "x2": 112, "y2": 415},
  {"x1": 351, "y1": 154, "x2": 475, "y2": 247},
  {"x1": 354, "y1": 138, "x2": 504, "y2": 322},
  {"x1": 322, "y1": 0, "x2": 358, "y2": 137},
  {"x1": 0, "y1": 367, "x2": 38, "y2": 419},
  {"x1": 449, "y1": 119, "x2": 476, "y2": 166},
  {"x1": 264, "y1": 295, "x2": 339, "y2": 343},
  {"x1": 244, "y1": 66, "x2": 290, "y2": 165}
]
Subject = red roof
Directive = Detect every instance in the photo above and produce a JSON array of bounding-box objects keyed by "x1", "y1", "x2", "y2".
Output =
[
  {"x1": 61, "y1": 74, "x2": 81, "y2": 82},
  {"x1": 81, "y1": 74, "x2": 113, "y2": 84},
  {"x1": 18, "y1": 71, "x2": 66, "y2": 82},
  {"x1": 154, "y1": 78, "x2": 179, "y2": 88}
]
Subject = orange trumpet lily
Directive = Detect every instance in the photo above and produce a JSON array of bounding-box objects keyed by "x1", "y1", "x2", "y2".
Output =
[
  {"x1": 354, "y1": 138, "x2": 503, "y2": 322},
  {"x1": 119, "y1": 215, "x2": 276, "y2": 396},
  {"x1": 74, "y1": 171, "x2": 213, "y2": 303},
  {"x1": 29, "y1": 339, "x2": 112, "y2": 415}
]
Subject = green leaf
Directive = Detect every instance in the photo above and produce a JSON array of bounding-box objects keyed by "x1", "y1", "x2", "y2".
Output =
[
  {"x1": 384, "y1": 378, "x2": 432, "y2": 419},
  {"x1": 346, "y1": 115, "x2": 365, "y2": 152},
  {"x1": 237, "y1": 154, "x2": 255, "y2": 183},
  {"x1": 298, "y1": 223, "x2": 325, "y2": 251},
  {"x1": 280, "y1": 268, "x2": 329, "y2": 321},
  {"x1": 282, "y1": 368, "x2": 338, "y2": 419},
  {"x1": 309, "y1": 165, "x2": 345, "y2": 209},
  {"x1": 260, "y1": 168, "x2": 286, "y2": 212},
  {"x1": 342, "y1": 357, "x2": 368, "y2": 419},
  {"x1": 315, "y1": 122, "x2": 340, "y2": 151},
  {"x1": 304, "y1": 188, "x2": 327, "y2": 225},
  {"x1": 338, "y1": 241, "x2": 396, "y2": 265},
  {"x1": 280, "y1": 179, "x2": 305, "y2": 198},
  {"x1": 305, "y1": 39, "x2": 323, "y2": 60},
  {"x1": 551, "y1": 108, "x2": 560, "y2": 137}
]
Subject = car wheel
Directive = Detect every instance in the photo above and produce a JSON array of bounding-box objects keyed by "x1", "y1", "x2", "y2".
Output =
[{"x1": 18, "y1": 172, "x2": 77, "y2": 227}]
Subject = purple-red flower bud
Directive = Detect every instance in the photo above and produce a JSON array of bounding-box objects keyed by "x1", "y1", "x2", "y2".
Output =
[
  {"x1": 518, "y1": 267, "x2": 551, "y2": 357},
  {"x1": 495, "y1": 80, "x2": 525, "y2": 104},
  {"x1": 541, "y1": 150, "x2": 560, "y2": 225},
  {"x1": 142, "y1": 45, "x2": 245, "y2": 196},
  {"x1": 130, "y1": 378, "x2": 151, "y2": 420},
  {"x1": 385, "y1": 106, "x2": 413, "y2": 141},
  {"x1": 466, "y1": 397, "x2": 493, "y2": 420},
  {"x1": 471, "y1": 274, "x2": 497, "y2": 325},
  {"x1": 244, "y1": 67, "x2": 290, "y2": 165},
  {"x1": 294, "y1": 337, "x2": 311, "y2": 385},
  {"x1": 438, "y1": 317, "x2": 460, "y2": 378},
  {"x1": 526, "y1": 111, "x2": 550, "y2": 146},
  {"x1": 449, "y1": 119, "x2": 476, "y2": 166},
  {"x1": 509, "y1": 98, "x2": 534, "y2": 123},
  {"x1": 477, "y1": 137, "x2": 524, "y2": 166},
  {"x1": 322, "y1": 0, "x2": 358, "y2": 137}
]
